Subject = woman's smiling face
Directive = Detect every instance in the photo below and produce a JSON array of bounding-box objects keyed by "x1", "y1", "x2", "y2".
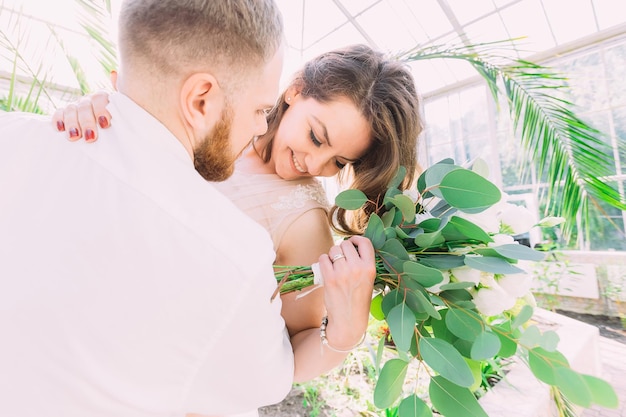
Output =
[{"x1": 270, "y1": 89, "x2": 373, "y2": 180}]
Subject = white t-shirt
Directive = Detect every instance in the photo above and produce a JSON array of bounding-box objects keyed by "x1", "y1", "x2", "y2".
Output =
[{"x1": 0, "y1": 93, "x2": 294, "y2": 417}]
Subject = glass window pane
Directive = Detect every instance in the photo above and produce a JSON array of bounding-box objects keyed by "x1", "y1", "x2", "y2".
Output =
[
  {"x1": 541, "y1": 0, "x2": 597, "y2": 44},
  {"x1": 555, "y1": 51, "x2": 608, "y2": 111},
  {"x1": 447, "y1": 0, "x2": 496, "y2": 25},
  {"x1": 592, "y1": 0, "x2": 626, "y2": 30},
  {"x1": 605, "y1": 41, "x2": 626, "y2": 108},
  {"x1": 498, "y1": 0, "x2": 556, "y2": 54}
]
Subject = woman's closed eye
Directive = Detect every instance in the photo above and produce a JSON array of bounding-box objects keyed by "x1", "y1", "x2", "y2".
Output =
[
  {"x1": 309, "y1": 130, "x2": 322, "y2": 147},
  {"x1": 335, "y1": 160, "x2": 347, "y2": 169}
]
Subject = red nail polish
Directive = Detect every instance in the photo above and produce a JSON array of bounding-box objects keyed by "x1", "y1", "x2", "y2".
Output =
[
  {"x1": 56, "y1": 120, "x2": 65, "y2": 131},
  {"x1": 85, "y1": 129, "x2": 95, "y2": 141},
  {"x1": 69, "y1": 128, "x2": 80, "y2": 138},
  {"x1": 98, "y1": 116, "x2": 109, "y2": 128}
]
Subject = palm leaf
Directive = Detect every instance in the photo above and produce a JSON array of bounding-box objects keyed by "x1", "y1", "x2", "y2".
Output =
[{"x1": 398, "y1": 41, "x2": 626, "y2": 240}]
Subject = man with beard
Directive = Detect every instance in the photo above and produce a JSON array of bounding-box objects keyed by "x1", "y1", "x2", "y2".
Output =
[{"x1": 0, "y1": 1, "x2": 375, "y2": 416}]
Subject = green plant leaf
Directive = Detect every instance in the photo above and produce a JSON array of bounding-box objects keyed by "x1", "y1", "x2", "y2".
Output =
[
  {"x1": 419, "y1": 255, "x2": 465, "y2": 269},
  {"x1": 445, "y1": 216, "x2": 493, "y2": 243},
  {"x1": 379, "y1": 239, "x2": 411, "y2": 273},
  {"x1": 539, "y1": 330, "x2": 560, "y2": 352},
  {"x1": 554, "y1": 367, "x2": 593, "y2": 408},
  {"x1": 413, "y1": 289, "x2": 441, "y2": 320},
  {"x1": 389, "y1": 194, "x2": 416, "y2": 223},
  {"x1": 492, "y1": 321, "x2": 519, "y2": 358},
  {"x1": 419, "y1": 338, "x2": 474, "y2": 387},
  {"x1": 438, "y1": 170, "x2": 501, "y2": 212},
  {"x1": 445, "y1": 307, "x2": 484, "y2": 342},
  {"x1": 470, "y1": 331, "x2": 501, "y2": 360},
  {"x1": 581, "y1": 374, "x2": 619, "y2": 408},
  {"x1": 381, "y1": 289, "x2": 404, "y2": 317},
  {"x1": 491, "y1": 244, "x2": 547, "y2": 261},
  {"x1": 387, "y1": 303, "x2": 416, "y2": 351},
  {"x1": 511, "y1": 304, "x2": 534, "y2": 328},
  {"x1": 374, "y1": 359, "x2": 409, "y2": 409},
  {"x1": 528, "y1": 347, "x2": 570, "y2": 385},
  {"x1": 430, "y1": 310, "x2": 458, "y2": 344},
  {"x1": 439, "y1": 281, "x2": 475, "y2": 291},
  {"x1": 398, "y1": 394, "x2": 433, "y2": 417},
  {"x1": 365, "y1": 213, "x2": 387, "y2": 249},
  {"x1": 519, "y1": 324, "x2": 542, "y2": 349},
  {"x1": 414, "y1": 230, "x2": 445, "y2": 248},
  {"x1": 421, "y1": 163, "x2": 460, "y2": 199},
  {"x1": 464, "y1": 255, "x2": 525, "y2": 274},
  {"x1": 335, "y1": 189, "x2": 368, "y2": 210},
  {"x1": 429, "y1": 376, "x2": 489, "y2": 417},
  {"x1": 370, "y1": 293, "x2": 385, "y2": 320},
  {"x1": 403, "y1": 261, "x2": 443, "y2": 287},
  {"x1": 389, "y1": 165, "x2": 407, "y2": 189}
]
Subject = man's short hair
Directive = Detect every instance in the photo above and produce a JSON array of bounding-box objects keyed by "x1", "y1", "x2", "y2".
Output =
[{"x1": 118, "y1": 0, "x2": 283, "y2": 90}]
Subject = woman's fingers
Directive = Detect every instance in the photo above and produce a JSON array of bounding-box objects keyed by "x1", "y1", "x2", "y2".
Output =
[
  {"x1": 91, "y1": 90, "x2": 112, "y2": 131},
  {"x1": 51, "y1": 91, "x2": 113, "y2": 143}
]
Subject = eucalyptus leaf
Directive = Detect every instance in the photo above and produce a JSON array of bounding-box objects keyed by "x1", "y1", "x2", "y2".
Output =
[
  {"x1": 419, "y1": 255, "x2": 466, "y2": 269},
  {"x1": 419, "y1": 338, "x2": 475, "y2": 387},
  {"x1": 414, "y1": 230, "x2": 445, "y2": 248},
  {"x1": 511, "y1": 304, "x2": 534, "y2": 328},
  {"x1": 398, "y1": 394, "x2": 433, "y2": 417},
  {"x1": 381, "y1": 289, "x2": 404, "y2": 317},
  {"x1": 539, "y1": 330, "x2": 560, "y2": 352},
  {"x1": 519, "y1": 324, "x2": 542, "y2": 349},
  {"x1": 439, "y1": 169, "x2": 501, "y2": 212},
  {"x1": 429, "y1": 376, "x2": 489, "y2": 417},
  {"x1": 439, "y1": 281, "x2": 475, "y2": 291},
  {"x1": 528, "y1": 347, "x2": 570, "y2": 385},
  {"x1": 389, "y1": 165, "x2": 407, "y2": 189},
  {"x1": 581, "y1": 374, "x2": 619, "y2": 408},
  {"x1": 387, "y1": 303, "x2": 417, "y2": 351},
  {"x1": 370, "y1": 293, "x2": 385, "y2": 320},
  {"x1": 492, "y1": 321, "x2": 520, "y2": 358},
  {"x1": 554, "y1": 367, "x2": 593, "y2": 408},
  {"x1": 335, "y1": 189, "x2": 368, "y2": 210},
  {"x1": 413, "y1": 289, "x2": 441, "y2": 320},
  {"x1": 403, "y1": 261, "x2": 443, "y2": 287},
  {"x1": 491, "y1": 243, "x2": 547, "y2": 261},
  {"x1": 445, "y1": 216, "x2": 493, "y2": 243},
  {"x1": 374, "y1": 359, "x2": 409, "y2": 409},
  {"x1": 445, "y1": 307, "x2": 484, "y2": 341},
  {"x1": 418, "y1": 162, "x2": 458, "y2": 197},
  {"x1": 379, "y1": 240, "x2": 411, "y2": 274},
  {"x1": 430, "y1": 311, "x2": 458, "y2": 344},
  {"x1": 364, "y1": 213, "x2": 386, "y2": 249},
  {"x1": 470, "y1": 331, "x2": 501, "y2": 360},
  {"x1": 464, "y1": 255, "x2": 525, "y2": 274},
  {"x1": 389, "y1": 194, "x2": 416, "y2": 223}
]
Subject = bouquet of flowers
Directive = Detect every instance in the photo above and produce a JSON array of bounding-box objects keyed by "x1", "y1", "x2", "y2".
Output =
[{"x1": 274, "y1": 159, "x2": 617, "y2": 417}]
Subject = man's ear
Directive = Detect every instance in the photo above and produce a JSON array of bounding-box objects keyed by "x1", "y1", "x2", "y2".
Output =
[{"x1": 180, "y1": 73, "x2": 225, "y2": 131}]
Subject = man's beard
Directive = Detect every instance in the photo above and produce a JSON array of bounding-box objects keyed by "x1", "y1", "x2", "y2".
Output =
[{"x1": 193, "y1": 107, "x2": 235, "y2": 182}]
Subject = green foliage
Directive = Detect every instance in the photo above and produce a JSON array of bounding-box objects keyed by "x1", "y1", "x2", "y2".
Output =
[
  {"x1": 398, "y1": 41, "x2": 626, "y2": 241},
  {"x1": 276, "y1": 160, "x2": 618, "y2": 416}
]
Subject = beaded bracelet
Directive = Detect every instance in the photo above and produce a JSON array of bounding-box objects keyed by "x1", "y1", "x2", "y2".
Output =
[{"x1": 320, "y1": 316, "x2": 366, "y2": 353}]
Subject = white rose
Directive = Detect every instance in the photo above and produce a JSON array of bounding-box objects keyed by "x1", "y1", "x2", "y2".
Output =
[
  {"x1": 426, "y1": 271, "x2": 450, "y2": 294},
  {"x1": 498, "y1": 273, "x2": 533, "y2": 298},
  {"x1": 471, "y1": 284, "x2": 517, "y2": 316},
  {"x1": 499, "y1": 203, "x2": 536, "y2": 235},
  {"x1": 450, "y1": 266, "x2": 481, "y2": 285},
  {"x1": 488, "y1": 234, "x2": 515, "y2": 247}
]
